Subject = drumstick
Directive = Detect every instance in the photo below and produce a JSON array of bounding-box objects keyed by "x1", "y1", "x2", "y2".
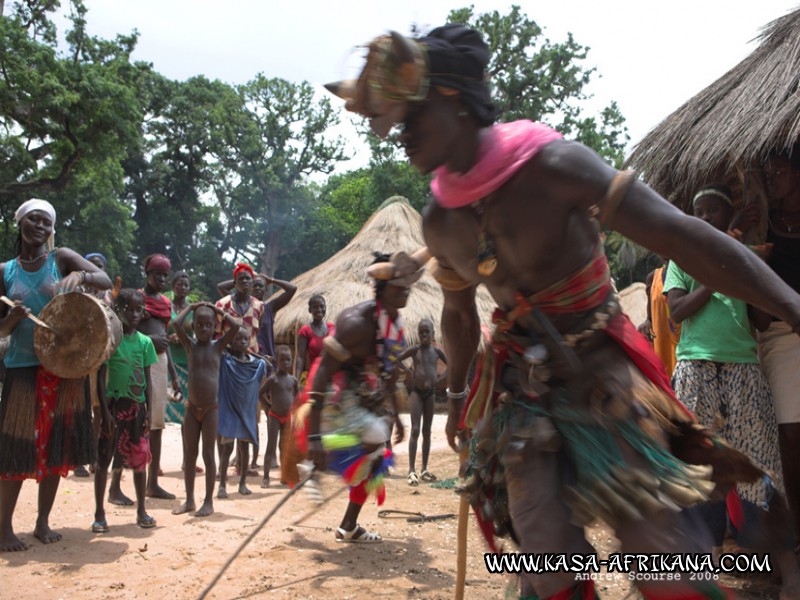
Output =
[{"x1": 0, "y1": 296, "x2": 55, "y2": 331}]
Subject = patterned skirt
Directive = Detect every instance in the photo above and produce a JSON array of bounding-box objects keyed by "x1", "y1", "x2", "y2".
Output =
[
  {"x1": 0, "y1": 366, "x2": 94, "y2": 480},
  {"x1": 165, "y1": 360, "x2": 188, "y2": 424},
  {"x1": 108, "y1": 396, "x2": 151, "y2": 472},
  {"x1": 672, "y1": 360, "x2": 782, "y2": 502}
]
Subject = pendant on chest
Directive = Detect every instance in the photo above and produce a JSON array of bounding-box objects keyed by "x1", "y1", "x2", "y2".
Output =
[{"x1": 477, "y1": 231, "x2": 497, "y2": 276}]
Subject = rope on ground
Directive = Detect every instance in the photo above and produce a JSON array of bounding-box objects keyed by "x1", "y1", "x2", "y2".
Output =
[
  {"x1": 196, "y1": 468, "x2": 316, "y2": 600},
  {"x1": 377, "y1": 509, "x2": 456, "y2": 522}
]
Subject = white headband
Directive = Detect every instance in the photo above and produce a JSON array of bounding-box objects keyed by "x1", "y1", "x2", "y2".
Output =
[
  {"x1": 692, "y1": 189, "x2": 732, "y2": 206},
  {"x1": 15, "y1": 198, "x2": 57, "y2": 231}
]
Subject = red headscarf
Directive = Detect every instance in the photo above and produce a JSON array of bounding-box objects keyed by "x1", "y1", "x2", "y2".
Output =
[
  {"x1": 233, "y1": 263, "x2": 254, "y2": 279},
  {"x1": 145, "y1": 254, "x2": 171, "y2": 273}
]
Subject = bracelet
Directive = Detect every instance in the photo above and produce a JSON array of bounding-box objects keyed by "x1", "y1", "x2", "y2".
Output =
[
  {"x1": 446, "y1": 387, "x2": 469, "y2": 400},
  {"x1": 79, "y1": 270, "x2": 87, "y2": 285},
  {"x1": 307, "y1": 433, "x2": 322, "y2": 442}
]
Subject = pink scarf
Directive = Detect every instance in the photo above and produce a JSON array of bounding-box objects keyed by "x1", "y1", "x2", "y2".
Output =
[{"x1": 431, "y1": 120, "x2": 562, "y2": 208}]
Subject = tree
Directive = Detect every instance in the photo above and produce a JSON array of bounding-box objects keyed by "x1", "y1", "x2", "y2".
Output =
[
  {"x1": 211, "y1": 75, "x2": 348, "y2": 277},
  {"x1": 0, "y1": 0, "x2": 142, "y2": 260},
  {"x1": 447, "y1": 5, "x2": 629, "y2": 167},
  {"x1": 120, "y1": 74, "x2": 237, "y2": 293},
  {"x1": 0, "y1": 0, "x2": 141, "y2": 200}
]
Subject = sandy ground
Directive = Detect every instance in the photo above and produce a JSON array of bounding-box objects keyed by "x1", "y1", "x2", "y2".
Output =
[{"x1": 2, "y1": 414, "x2": 783, "y2": 600}]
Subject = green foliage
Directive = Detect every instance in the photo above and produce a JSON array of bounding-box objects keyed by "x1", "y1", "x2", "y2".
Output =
[
  {"x1": 0, "y1": 0, "x2": 141, "y2": 265},
  {"x1": 209, "y1": 75, "x2": 347, "y2": 279},
  {"x1": 446, "y1": 5, "x2": 629, "y2": 164},
  {"x1": 604, "y1": 232, "x2": 662, "y2": 288}
]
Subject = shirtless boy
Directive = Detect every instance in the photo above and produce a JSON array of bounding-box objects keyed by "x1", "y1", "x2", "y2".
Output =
[
  {"x1": 397, "y1": 319, "x2": 447, "y2": 485},
  {"x1": 260, "y1": 345, "x2": 298, "y2": 488},
  {"x1": 171, "y1": 303, "x2": 240, "y2": 517}
]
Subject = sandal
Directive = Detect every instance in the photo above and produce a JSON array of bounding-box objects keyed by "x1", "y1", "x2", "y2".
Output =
[
  {"x1": 137, "y1": 515, "x2": 157, "y2": 529},
  {"x1": 421, "y1": 470, "x2": 437, "y2": 482},
  {"x1": 91, "y1": 520, "x2": 109, "y2": 534},
  {"x1": 335, "y1": 525, "x2": 381, "y2": 543},
  {"x1": 407, "y1": 472, "x2": 419, "y2": 486}
]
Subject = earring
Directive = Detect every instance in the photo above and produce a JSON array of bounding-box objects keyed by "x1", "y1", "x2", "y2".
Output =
[{"x1": 458, "y1": 110, "x2": 468, "y2": 117}]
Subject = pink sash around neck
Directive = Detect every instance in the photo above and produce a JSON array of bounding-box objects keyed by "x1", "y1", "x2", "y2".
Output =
[{"x1": 431, "y1": 120, "x2": 563, "y2": 208}]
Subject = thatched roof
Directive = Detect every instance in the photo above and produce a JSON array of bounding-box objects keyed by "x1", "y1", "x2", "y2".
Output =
[
  {"x1": 618, "y1": 282, "x2": 646, "y2": 328},
  {"x1": 626, "y1": 7, "x2": 800, "y2": 211},
  {"x1": 271, "y1": 197, "x2": 497, "y2": 347}
]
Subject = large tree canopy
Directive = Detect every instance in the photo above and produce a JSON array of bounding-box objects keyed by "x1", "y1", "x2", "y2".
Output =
[{"x1": 0, "y1": 1, "x2": 646, "y2": 300}]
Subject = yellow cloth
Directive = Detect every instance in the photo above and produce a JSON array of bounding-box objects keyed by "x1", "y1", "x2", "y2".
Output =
[{"x1": 651, "y1": 267, "x2": 681, "y2": 377}]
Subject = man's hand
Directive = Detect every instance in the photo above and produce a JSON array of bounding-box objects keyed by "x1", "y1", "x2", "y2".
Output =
[
  {"x1": 637, "y1": 318, "x2": 654, "y2": 342},
  {"x1": 308, "y1": 439, "x2": 326, "y2": 472},
  {"x1": 445, "y1": 399, "x2": 466, "y2": 452},
  {"x1": 150, "y1": 334, "x2": 169, "y2": 354}
]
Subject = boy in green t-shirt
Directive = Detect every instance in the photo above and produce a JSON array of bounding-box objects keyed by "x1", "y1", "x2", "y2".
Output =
[{"x1": 92, "y1": 289, "x2": 159, "y2": 533}]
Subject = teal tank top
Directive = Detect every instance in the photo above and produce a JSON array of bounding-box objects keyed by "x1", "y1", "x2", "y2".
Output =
[{"x1": 3, "y1": 252, "x2": 61, "y2": 368}]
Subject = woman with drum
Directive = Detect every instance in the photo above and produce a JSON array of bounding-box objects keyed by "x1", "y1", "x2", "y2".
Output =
[{"x1": 0, "y1": 198, "x2": 111, "y2": 552}]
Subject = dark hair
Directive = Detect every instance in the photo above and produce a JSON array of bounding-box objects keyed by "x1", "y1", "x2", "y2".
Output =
[
  {"x1": 276, "y1": 344, "x2": 292, "y2": 356},
  {"x1": 769, "y1": 142, "x2": 800, "y2": 171},
  {"x1": 13, "y1": 233, "x2": 22, "y2": 258},
  {"x1": 308, "y1": 294, "x2": 326, "y2": 307},
  {"x1": 115, "y1": 288, "x2": 144, "y2": 311},
  {"x1": 171, "y1": 270, "x2": 190, "y2": 285},
  {"x1": 372, "y1": 252, "x2": 391, "y2": 297},
  {"x1": 194, "y1": 304, "x2": 215, "y2": 319}
]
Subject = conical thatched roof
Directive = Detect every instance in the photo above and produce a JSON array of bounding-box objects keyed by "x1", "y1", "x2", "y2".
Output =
[
  {"x1": 626, "y1": 7, "x2": 800, "y2": 212},
  {"x1": 271, "y1": 197, "x2": 497, "y2": 347}
]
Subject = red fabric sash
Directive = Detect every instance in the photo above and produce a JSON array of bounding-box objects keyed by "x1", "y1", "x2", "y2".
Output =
[{"x1": 142, "y1": 292, "x2": 172, "y2": 321}]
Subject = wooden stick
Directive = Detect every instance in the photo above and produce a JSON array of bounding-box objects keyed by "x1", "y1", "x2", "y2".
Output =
[
  {"x1": 197, "y1": 468, "x2": 315, "y2": 600},
  {"x1": 455, "y1": 443, "x2": 470, "y2": 600},
  {"x1": 0, "y1": 296, "x2": 55, "y2": 331}
]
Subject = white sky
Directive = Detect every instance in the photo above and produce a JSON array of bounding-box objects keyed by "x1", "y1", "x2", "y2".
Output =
[{"x1": 59, "y1": 0, "x2": 800, "y2": 168}]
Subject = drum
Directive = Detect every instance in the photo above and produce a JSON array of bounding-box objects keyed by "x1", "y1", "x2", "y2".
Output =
[{"x1": 34, "y1": 292, "x2": 123, "y2": 379}]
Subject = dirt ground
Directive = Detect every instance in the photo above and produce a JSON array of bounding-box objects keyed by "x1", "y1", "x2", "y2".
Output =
[{"x1": 2, "y1": 414, "x2": 784, "y2": 599}]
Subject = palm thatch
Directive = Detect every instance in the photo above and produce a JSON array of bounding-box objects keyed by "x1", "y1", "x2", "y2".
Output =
[
  {"x1": 618, "y1": 282, "x2": 647, "y2": 328},
  {"x1": 626, "y1": 7, "x2": 800, "y2": 215},
  {"x1": 271, "y1": 197, "x2": 497, "y2": 348}
]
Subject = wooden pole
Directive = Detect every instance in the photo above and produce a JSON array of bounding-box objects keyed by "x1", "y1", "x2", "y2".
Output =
[{"x1": 455, "y1": 444, "x2": 470, "y2": 600}]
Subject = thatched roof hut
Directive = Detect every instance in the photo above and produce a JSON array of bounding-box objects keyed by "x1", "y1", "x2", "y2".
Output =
[
  {"x1": 625, "y1": 7, "x2": 800, "y2": 217},
  {"x1": 271, "y1": 197, "x2": 497, "y2": 348}
]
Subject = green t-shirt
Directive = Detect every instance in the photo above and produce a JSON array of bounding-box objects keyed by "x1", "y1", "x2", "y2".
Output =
[
  {"x1": 663, "y1": 261, "x2": 757, "y2": 363},
  {"x1": 105, "y1": 331, "x2": 159, "y2": 403}
]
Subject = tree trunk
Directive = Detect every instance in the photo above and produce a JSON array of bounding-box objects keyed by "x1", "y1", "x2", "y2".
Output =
[{"x1": 260, "y1": 229, "x2": 282, "y2": 279}]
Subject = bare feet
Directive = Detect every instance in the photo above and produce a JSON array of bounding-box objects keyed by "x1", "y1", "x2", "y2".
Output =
[
  {"x1": 194, "y1": 501, "x2": 214, "y2": 517},
  {"x1": 108, "y1": 489, "x2": 134, "y2": 506},
  {"x1": 261, "y1": 478, "x2": 270, "y2": 489},
  {"x1": 33, "y1": 523, "x2": 62, "y2": 545},
  {"x1": 0, "y1": 531, "x2": 28, "y2": 552},
  {"x1": 171, "y1": 502, "x2": 196, "y2": 515},
  {"x1": 239, "y1": 484, "x2": 252, "y2": 496},
  {"x1": 217, "y1": 486, "x2": 228, "y2": 499},
  {"x1": 145, "y1": 486, "x2": 176, "y2": 500}
]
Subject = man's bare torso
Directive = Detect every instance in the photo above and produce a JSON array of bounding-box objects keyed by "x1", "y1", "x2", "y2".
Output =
[{"x1": 423, "y1": 148, "x2": 606, "y2": 334}]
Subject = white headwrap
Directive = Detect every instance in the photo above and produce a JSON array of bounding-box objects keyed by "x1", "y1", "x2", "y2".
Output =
[
  {"x1": 15, "y1": 198, "x2": 56, "y2": 250},
  {"x1": 15, "y1": 199, "x2": 57, "y2": 229}
]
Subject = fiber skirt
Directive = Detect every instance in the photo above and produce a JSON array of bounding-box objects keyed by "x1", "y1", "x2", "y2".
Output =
[{"x1": 0, "y1": 366, "x2": 95, "y2": 480}]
